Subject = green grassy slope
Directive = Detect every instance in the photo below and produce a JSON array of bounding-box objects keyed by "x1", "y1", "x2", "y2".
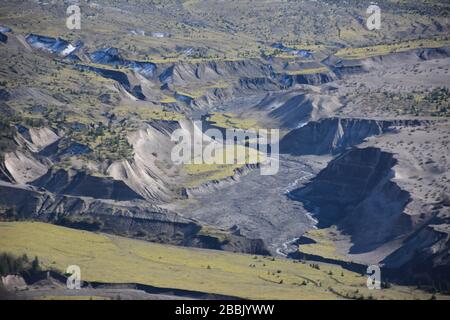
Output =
[{"x1": 0, "y1": 221, "x2": 441, "y2": 300}]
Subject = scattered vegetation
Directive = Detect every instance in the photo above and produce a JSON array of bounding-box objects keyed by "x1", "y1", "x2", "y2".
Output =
[
  {"x1": 4, "y1": 0, "x2": 448, "y2": 62},
  {"x1": 336, "y1": 39, "x2": 450, "y2": 60},
  {"x1": 286, "y1": 67, "x2": 329, "y2": 76},
  {"x1": 70, "y1": 122, "x2": 134, "y2": 162},
  {"x1": 184, "y1": 143, "x2": 261, "y2": 187},
  {"x1": 0, "y1": 252, "x2": 40, "y2": 277},
  {"x1": 207, "y1": 112, "x2": 260, "y2": 130},
  {"x1": 0, "y1": 221, "x2": 439, "y2": 300},
  {"x1": 298, "y1": 227, "x2": 350, "y2": 262},
  {"x1": 113, "y1": 106, "x2": 185, "y2": 121},
  {"x1": 347, "y1": 88, "x2": 450, "y2": 117},
  {"x1": 0, "y1": 120, "x2": 17, "y2": 159},
  {"x1": 423, "y1": 87, "x2": 450, "y2": 117}
]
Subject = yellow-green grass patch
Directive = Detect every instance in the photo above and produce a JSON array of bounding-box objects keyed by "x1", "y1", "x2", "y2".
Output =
[
  {"x1": 0, "y1": 221, "x2": 441, "y2": 300},
  {"x1": 335, "y1": 39, "x2": 450, "y2": 60},
  {"x1": 207, "y1": 112, "x2": 260, "y2": 130},
  {"x1": 113, "y1": 106, "x2": 184, "y2": 121},
  {"x1": 298, "y1": 227, "x2": 350, "y2": 262},
  {"x1": 184, "y1": 144, "x2": 261, "y2": 187},
  {"x1": 286, "y1": 67, "x2": 330, "y2": 76}
]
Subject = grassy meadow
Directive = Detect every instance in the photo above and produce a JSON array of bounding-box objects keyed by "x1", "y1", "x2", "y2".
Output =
[{"x1": 0, "y1": 221, "x2": 442, "y2": 300}]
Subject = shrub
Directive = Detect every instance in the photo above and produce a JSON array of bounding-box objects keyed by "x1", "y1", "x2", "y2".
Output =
[{"x1": 0, "y1": 252, "x2": 40, "y2": 276}]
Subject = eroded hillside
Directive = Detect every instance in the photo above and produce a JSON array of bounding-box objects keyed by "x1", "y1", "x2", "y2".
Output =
[{"x1": 0, "y1": 0, "x2": 449, "y2": 298}]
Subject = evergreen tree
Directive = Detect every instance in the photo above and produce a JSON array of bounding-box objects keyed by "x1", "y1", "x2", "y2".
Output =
[{"x1": 31, "y1": 256, "x2": 40, "y2": 274}]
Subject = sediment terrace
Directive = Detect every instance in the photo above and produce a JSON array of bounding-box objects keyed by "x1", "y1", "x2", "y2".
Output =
[{"x1": 173, "y1": 154, "x2": 324, "y2": 255}]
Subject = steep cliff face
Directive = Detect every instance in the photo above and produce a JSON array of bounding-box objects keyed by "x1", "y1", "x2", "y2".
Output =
[
  {"x1": 363, "y1": 46, "x2": 450, "y2": 68},
  {"x1": 72, "y1": 46, "x2": 336, "y2": 111},
  {"x1": 280, "y1": 118, "x2": 431, "y2": 155},
  {"x1": 25, "y1": 34, "x2": 83, "y2": 58},
  {"x1": 382, "y1": 220, "x2": 450, "y2": 286},
  {"x1": 324, "y1": 46, "x2": 450, "y2": 76},
  {"x1": 89, "y1": 47, "x2": 157, "y2": 79},
  {"x1": 289, "y1": 147, "x2": 413, "y2": 252},
  {"x1": 0, "y1": 183, "x2": 269, "y2": 255},
  {"x1": 0, "y1": 162, "x2": 14, "y2": 183},
  {"x1": 289, "y1": 144, "x2": 450, "y2": 285},
  {"x1": 253, "y1": 91, "x2": 342, "y2": 129},
  {"x1": 1, "y1": 126, "x2": 57, "y2": 184},
  {"x1": 31, "y1": 168, "x2": 144, "y2": 201},
  {"x1": 0, "y1": 31, "x2": 7, "y2": 43},
  {"x1": 107, "y1": 120, "x2": 183, "y2": 202},
  {"x1": 76, "y1": 64, "x2": 146, "y2": 100},
  {"x1": 238, "y1": 77, "x2": 280, "y2": 91},
  {"x1": 15, "y1": 126, "x2": 59, "y2": 152},
  {"x1": 4, "y1": 150, "x2": 47, "y2": 184},
  {"x1": 279, "y1": 72, "x2": 336, "y2": 87},
  {"x1": 158, "y1": 59, "x2": 273, "y2": 86},
  {"x1": 185, "y1": 163, "x2": 260, "y2": 196},
  {"x1": 280, "y1": 118, "x2": 391, "y2": 155},
  {"x1": 322, "y1": 56, "x2": 365, "y2": 76},
  {"x1": 18, "y1": 35, "x2": 341, "y2": 114}
]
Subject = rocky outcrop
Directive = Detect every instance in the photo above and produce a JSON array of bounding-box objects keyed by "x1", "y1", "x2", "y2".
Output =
[
  {"x1": 39, "y1": 140, "x2": 91, "y2": 162},
  {"x1": 0, "y1": 162, "x2": 14, "y2": 183},
  {"x1": 1, "y1": 275, "x2": 27, "y2": 291},
  {"x1": 322, "y1": 56, "x2": 366, "y2": 76},
  {"x1": 253, "y1": 91, "x2": 342, "y2": 128},
  {"x1": 31, "y1": 168, "x2": 144, "y2": 201},
  {"x1": 158, "y1": 59, "x2": 273, "y2": 86},
  {"x1": 3, "y1": 151, "x2": 47, "y2": 184},
  {"x1": 280, "y1": 117, "x2": 433, "y2": 155},
  {"x1": 289, "y1": 147, "x2": 412, "y2": 252},
  {"x1": 382, "y1": 219, "x2": 450, "y2": 287},
  {"x1": 0, "y1": 182, "x2": 193, "y2": 240},
  {"x1": 75, "y1": 64, "x2": 145, "y2": 100},
  {"x1": 0, "y1": 26, "x2": 11, "y2": 33},
  {"x1": 193, "y1": 87, "x2": 235, "y2": 110},
  {"x1": 0, "y1": 183, "x2": 269, "y2": 255},
  {"x1": 365, "y1": 46, "x2": 450, "y2": 66},
  {"x1": 280, "y1": 118, "x2": 391, "y2": 155},
  {"x1": 107, "y1": 121, "x2": 182, "y2": 202},
  {"x1": 89, "y1": 47, "x2": 157, "y2": 79},
  {"x1": 25, "y1": 34, "x2": 83, "y2": 58},
  {"x1": 15, "y1": 125, "x2": 59, "y2": 152},
  {"x1": 0, "y1": 125, "x2": 60, "y2": 184},
  {"x1": 279, "y1": 72, "x2": 336, "y2": 87},
  {"x1": 0, "y1": 32, "x2": 7, "y2": 44},
  {"x1": 324, "y1": 46, "x2": 450, "y2": 76},
  {"x1": 186, "y1": 163, "x2": 260, "y2": 196},
  {"x1": 238, "y1": 77, "x2": 280, "y2": 90},
  {"x1": 174, "y1": 91, "x2": 195, "y2": 106}
]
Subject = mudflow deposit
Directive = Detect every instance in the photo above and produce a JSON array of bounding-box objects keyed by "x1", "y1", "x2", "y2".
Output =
[{"x1": 0, "y1": 0, "x2": 449, "y2": 300}]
